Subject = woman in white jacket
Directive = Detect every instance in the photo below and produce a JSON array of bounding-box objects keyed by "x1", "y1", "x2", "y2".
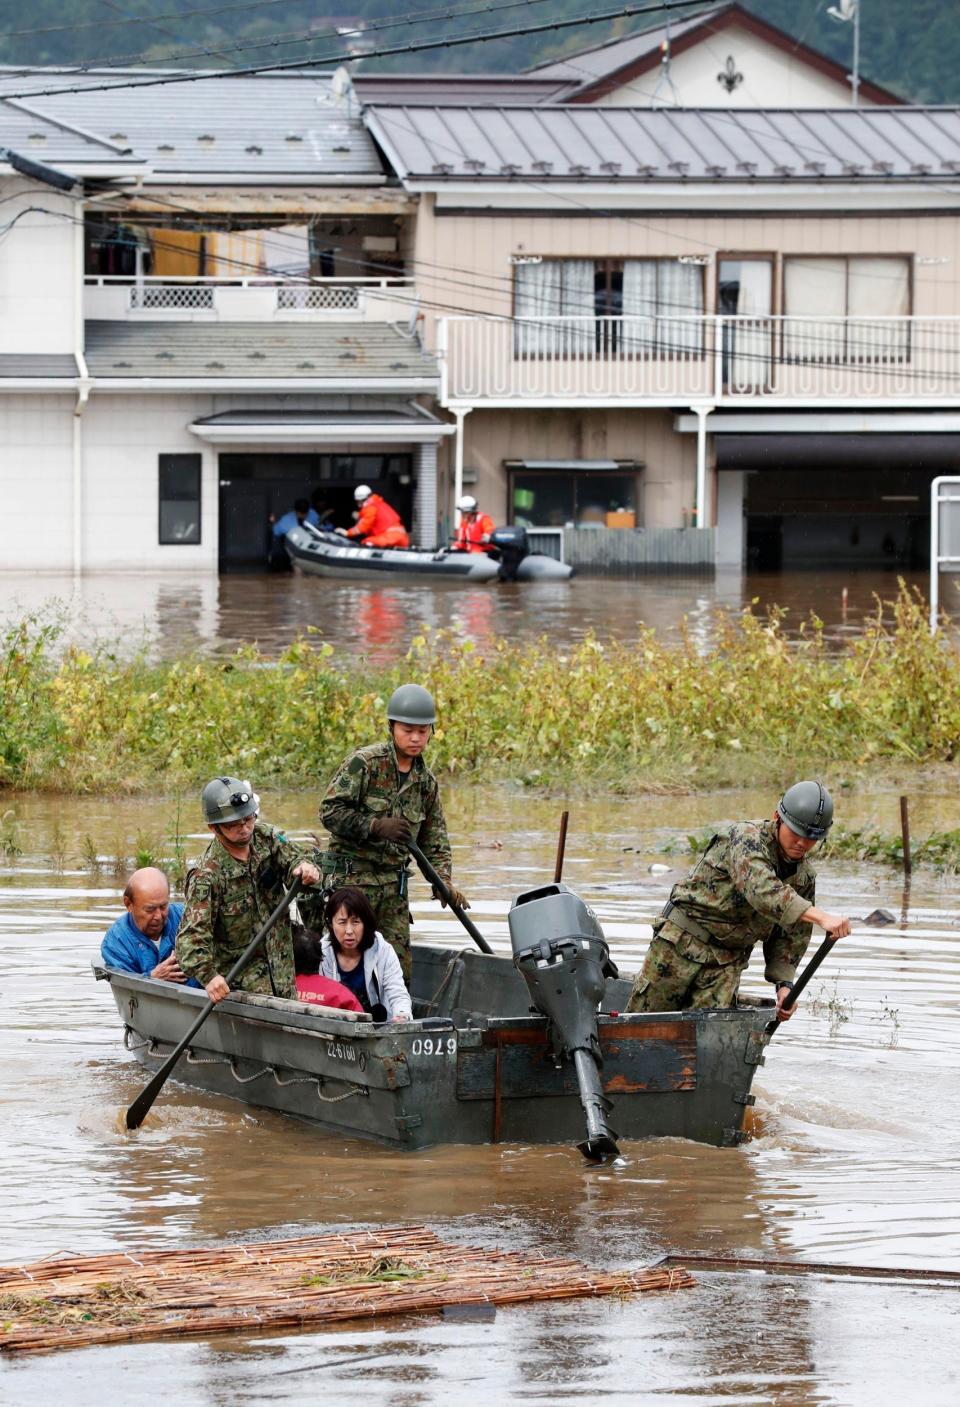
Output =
[{"x1": 318, "y1": 886, "x2": 412, "y2": 1023}]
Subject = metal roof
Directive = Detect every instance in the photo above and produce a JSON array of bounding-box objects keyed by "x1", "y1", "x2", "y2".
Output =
[
  {"x1": 354, "y1": 75, "x2": 572, "y2": 107},
  {"x1": 192, "y1": 405, "x2": 444, "y2": 427},
  {"x1": 0, "y1": 353, "x2": 78, "y2": 378},
  {"x1": 527, "y1": 5, "x2": 723, "y2": 85},
  {"x1": 84, "y1": 322, "x2": 437, "y2": 384},
  {"x1": 0, "y1": 69, "x2": 386, "y2": 180},
  {"x1": 365, "y1": 104, "x2": 960, "y2": 184}
]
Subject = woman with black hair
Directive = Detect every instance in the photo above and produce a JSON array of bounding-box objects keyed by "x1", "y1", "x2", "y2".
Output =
[{"x1": 319, "y1": 885, "x2": 412, "y2": 1023}]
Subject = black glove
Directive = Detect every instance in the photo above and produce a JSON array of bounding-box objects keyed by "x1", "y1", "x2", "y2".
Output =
[{"x1": 370, "y1": 816, "x2": 413, "y2": 845}]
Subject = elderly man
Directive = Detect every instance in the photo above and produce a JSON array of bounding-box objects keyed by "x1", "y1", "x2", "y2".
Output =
[
  {"x1": 627, "y1": 781, "x2": 851, "y2": 1022},
  {"x1": 176, "y1": 776, "x2": 322, "y2": 1004},
  {"x1": 101, "y1": 866, "x2": 191, "y2": 983},
  {"x1": 319, "y1": 684, "x2": 466, "y2": 983}
]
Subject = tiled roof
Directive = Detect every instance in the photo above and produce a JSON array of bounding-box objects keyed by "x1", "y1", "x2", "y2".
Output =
[
  {"x1": 365, "y1": 104, "x2": 960, "y2": 183},
  {"x1": 0, "y1": 69, "x2": 385, "y2": 179},
  {"x1": 83, "y1": 321, "x2": 437, "y2": 383}
]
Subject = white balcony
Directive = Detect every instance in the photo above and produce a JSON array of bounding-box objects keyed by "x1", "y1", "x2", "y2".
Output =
[
  {"x1": 439, "y1": 315, "x2": 960, "y2": 407},
  {"x1": 84, "y1": 276, "x2": 416, "y2": 323}
]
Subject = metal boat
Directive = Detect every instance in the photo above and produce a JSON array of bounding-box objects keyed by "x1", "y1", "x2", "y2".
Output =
[{"x1": 97, "y1": 944, "x2": 772, "y2": 1152}]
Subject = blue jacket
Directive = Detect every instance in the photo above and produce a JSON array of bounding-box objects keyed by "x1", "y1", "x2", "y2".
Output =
[
  {"x1": 100, "y1": 904, "x2": 198, "y2": 984},
  {"x1": 272, "y1": 508, "x2": 320, "y2": 538}
]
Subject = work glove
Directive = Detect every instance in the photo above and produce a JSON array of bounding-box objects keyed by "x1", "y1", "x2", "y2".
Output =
[
  {"x1": 334, "y1": 526, "x2": 350, "y2": 537},
  {"x1": 433, "y1": 881, "x2": 470, "y2": 911},
  {"x1": 370, "y1": 816, "x2": 413, "y2": 845}
]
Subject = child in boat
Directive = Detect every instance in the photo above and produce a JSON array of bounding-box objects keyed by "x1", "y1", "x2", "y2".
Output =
[
  {"x1": 318, "y1": 886, "x2": 412, "y2": 1023},
  {"x1": 292, "y1": 928, "x2": 363, "y2": 1012}
]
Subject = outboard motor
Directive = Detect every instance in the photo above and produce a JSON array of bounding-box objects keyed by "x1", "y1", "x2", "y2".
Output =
[
  {"x1": 508, "y1": 883, "x2": 621, "y2": 1162},
  {"x1": 489, "y1": 524, "x2": 529, "y2": 582}
]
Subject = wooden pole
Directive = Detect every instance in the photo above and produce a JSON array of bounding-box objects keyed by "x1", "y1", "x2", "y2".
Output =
[
  {"x1": 899, "y1": 795, "x2": 912, "y2": 877},
  {"x1": 554, "y1": 810, "x2": 570, "y2": 883}
]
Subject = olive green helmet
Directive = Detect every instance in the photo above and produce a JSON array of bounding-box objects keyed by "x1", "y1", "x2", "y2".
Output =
[
  {"x1": 777, "y1": 780, "x2": 833, "y2": 840},
  {"x1": 201, "y1": 776, "x2": 259, "y2": 825},
  {"x1": 387, "y1": 684, "x2": 437, "y2": 726}
]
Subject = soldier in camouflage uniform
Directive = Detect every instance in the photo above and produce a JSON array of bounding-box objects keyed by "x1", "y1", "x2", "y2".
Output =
[
  {"x1": 318, "y1": 684, "x2": 465, "y2": 983},
  {"x1": 628, "y1": 781, "x2": 851, "y2": 1021},
  {"x1": 176, "y1": 777, "x2": 322, "y2": 1003}
]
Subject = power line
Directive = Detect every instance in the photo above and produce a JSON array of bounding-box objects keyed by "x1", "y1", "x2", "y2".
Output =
[
  {"x1": 0, "y1": 2, "x2": 714, "y2": 99},
  {"x1": 0, "y1": 0, "x2": 560, "y2": 79}
]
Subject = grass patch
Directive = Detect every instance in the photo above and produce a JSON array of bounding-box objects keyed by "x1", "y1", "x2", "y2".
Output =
[{"x1": 2, "y1": 583, "x2": 960, "y2": 796}]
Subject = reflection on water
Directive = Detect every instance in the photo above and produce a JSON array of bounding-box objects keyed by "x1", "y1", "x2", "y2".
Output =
[
  {"x1": 1, "y1": 788, "x2": 959, "y2": 1403},
  {"x1": 0, "y1": 567, "x2": 950, "y2": 664}
]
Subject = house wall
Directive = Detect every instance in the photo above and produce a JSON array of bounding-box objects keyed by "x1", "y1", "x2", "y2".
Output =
[
  {"x1": 0, "y1": 182, "x2": 79, "y2": 355},
  {"x1": 0, "y1": 394, "x2": 76, "y2": 568},
  {"x1": 595, "y1": 24, "x2": 870, "y2": 108},
  {"x1": 416, "y1": 204, "x2": 960, "y2": 332},
  {"x1": 456, "y1": 407, "x2": 697, "y2": 529}
]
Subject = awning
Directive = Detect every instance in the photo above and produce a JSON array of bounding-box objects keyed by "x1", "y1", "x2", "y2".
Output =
[
  {"x1": 505, "y1": 458, "x2": 639, "y2": 471},
  {"x1": 189, "y1": 405, "x2": 455, "y2": 445}
]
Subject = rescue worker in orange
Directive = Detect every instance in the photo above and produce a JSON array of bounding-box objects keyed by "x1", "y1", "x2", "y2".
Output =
[
  {"x1": 337, "y1": 484, "x2": 410, "y2": 549},
  {"x1": 452, "y1": 494, "x2": 495, "y2": 554}
]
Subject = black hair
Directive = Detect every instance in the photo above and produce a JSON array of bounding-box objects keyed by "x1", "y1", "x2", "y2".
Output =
[
  {"x1": 323, "y1": 886, "x2": 377, "y2": 953},
  {"x1": 294, "y1": 498, "x2": 310, "y2": 514},
  {"x1": 292, "y1": 927, "x2": 323, "y2": 975}
]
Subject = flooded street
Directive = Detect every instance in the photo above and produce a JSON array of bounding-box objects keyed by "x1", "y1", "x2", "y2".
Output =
[
  {"x1": 1, "y1": 786, "x2": 959, "y2": 1405},
  {"x1": 0, "y1": 567, "x2": 951, "y2": 662}
]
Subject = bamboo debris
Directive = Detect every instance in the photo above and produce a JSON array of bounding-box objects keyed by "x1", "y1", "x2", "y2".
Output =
[{"x1": 0, "y1": 1227, "x2": 693, "y2": 1355}]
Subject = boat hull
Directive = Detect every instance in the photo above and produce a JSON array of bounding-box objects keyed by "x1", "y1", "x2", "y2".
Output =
[
  {"x1": 97, "y1": 948, "x2": 772, "y2": 1151},
  {"x1": 285, "y1": 526, "x2": 500, "y2": 581}
]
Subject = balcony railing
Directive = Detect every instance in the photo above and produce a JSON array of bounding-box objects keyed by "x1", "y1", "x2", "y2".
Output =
[
  {"x1": 85, "y1": 276, "x2": 415, "y2": 323},
  {"x1": 439, "y1": 315, "x2": 960, "y2": 404}
]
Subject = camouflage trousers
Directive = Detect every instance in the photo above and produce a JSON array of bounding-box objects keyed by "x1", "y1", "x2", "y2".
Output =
[{"x1": 626, "y1": 924, "x2": 751, "y2": 1013}]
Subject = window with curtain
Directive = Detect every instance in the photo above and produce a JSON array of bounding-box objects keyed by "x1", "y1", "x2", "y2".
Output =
[
  {"x1": 514, "y1": 258, "x2": 704, "y2": 358},
  {"x1": 783, "y1": 256, "x2": 911, "y2": 363},
  {"x1": 159, "y1": 454, "x2": 201, "y2": 544}
]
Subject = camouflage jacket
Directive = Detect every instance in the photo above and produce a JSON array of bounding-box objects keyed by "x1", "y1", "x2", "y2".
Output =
[
  {"x1": 319, "y1": 740, "x2": 452, "y2": 886},
  {"x1": 176, "y1": 822, "x2": 319, "y2": 997},
  {"x1": 660, "y1": 819, "x2": 816, "y2": 985}
]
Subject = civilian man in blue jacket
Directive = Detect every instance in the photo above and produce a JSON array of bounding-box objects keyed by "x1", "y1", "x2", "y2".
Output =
[{"x1": 101, "y1": 866, "x2": 195, "y2": 984}]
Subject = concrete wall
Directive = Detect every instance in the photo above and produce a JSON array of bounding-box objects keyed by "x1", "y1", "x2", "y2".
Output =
[
  {"x1": 454, "y1": 407, "x2": 697, "y2": 530},
  {"x1": 0, "y1": 182, "x2": 78, "y2": 356}
]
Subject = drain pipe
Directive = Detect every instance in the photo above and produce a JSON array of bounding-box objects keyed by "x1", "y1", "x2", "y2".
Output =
[
  {"x1": 72, "y1": 362, "x2": 92, "y2": 576},
  {"x1": 451, "y1": 405, "x2": 472, "y2": 526},
  {"x1": 691, "y1": 401, "x2": 715, "y2": 529}
]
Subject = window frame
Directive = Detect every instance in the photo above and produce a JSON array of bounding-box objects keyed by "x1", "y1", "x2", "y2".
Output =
[
  {"x1": 158, "y1": 453, "x2": 202, "y2": 546},
  {"x1": 781, "y1": 254, "x2": 913, "y2": 365}
]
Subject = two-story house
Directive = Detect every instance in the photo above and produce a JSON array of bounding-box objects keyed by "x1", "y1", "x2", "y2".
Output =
[{"x1": 0, "y1": 68, "x2": 451, "y2": 572}]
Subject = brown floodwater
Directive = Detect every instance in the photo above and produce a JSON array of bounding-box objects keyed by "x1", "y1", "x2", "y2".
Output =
[
  {"x1": 1, "y1": 567, "x2": 953, "y2": 664},
  {"x1": 1, "y1": 786, "x2": 959, "y2": 1405}
]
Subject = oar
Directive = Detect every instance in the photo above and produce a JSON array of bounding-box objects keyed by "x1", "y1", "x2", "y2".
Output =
[
  {"x1": 765, "y1": 935, "x2": 838, "y2": 1036},
  {"x1": 125, "y1": 878, "x2": 303, "y2": 1130},
  {"x1": 407, "y1": 839, "x2": 493, "y2": 955}
]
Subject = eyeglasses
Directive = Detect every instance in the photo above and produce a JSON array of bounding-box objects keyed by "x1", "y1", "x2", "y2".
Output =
[{"x1": 220, "y1": 812, "x2": 258, "y2": 829}]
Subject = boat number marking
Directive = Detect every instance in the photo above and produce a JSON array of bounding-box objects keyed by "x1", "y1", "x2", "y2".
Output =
[
  {"x1": 411, "y1": 1037, "x2": 457, "y2": 1057},
  {"x1": 326, "y1": 1040, "x2": 367, "y2": 1070}
]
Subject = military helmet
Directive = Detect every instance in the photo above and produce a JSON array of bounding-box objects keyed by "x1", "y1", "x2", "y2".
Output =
[
  {"x1": 387, "y1": 683, "x2": 437, "y2": 726},
  {"x1": 777, "y1": 780, "x2": 833, "y2": 840},
  {"x1": 354, "y1": 484, "x2": 372, "y2": 503},
  {"x1": 201, "y1": 776, "x2": 260, "y2": 825},
  {"x1": 457, "y1": 494, "x2": 478, "y2": 513}
]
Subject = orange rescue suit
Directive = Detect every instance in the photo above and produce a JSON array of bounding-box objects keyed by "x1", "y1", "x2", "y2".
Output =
[
  {"x1": 453, "y1": 512, "x2": 495, "y2": 554},
  {"x1": 347, "y1": 493, "x2": 409, "y2": 549}
]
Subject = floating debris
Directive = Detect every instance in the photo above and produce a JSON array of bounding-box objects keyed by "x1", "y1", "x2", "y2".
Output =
[{"x1": 0, "y1": 1227, "x2": 693, "y2": 1354}]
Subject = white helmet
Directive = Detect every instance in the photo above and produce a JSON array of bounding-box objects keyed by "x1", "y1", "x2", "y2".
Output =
[
  {"x1": 457, "y1": 494, "x2": 478, "y2": 512},
  {"x1": 354, "y1": 484, "x2": 373, "y2": 503}
]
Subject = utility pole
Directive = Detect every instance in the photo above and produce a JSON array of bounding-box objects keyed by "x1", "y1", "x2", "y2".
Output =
[{"x1": 828, "y1": 0, "x2": 861, "y2": 107}]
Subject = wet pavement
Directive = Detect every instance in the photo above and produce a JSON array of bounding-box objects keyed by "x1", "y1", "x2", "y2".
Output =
[
  {"x1": 0, "y1": 567, "x2": 950, "y2": 663},
  {"x1": 1, "y1": 787, "x2": 958, "y2": 1404}
]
